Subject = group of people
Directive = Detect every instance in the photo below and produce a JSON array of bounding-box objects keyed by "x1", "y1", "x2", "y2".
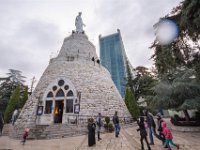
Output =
[
  {"x1": 137, "y1": 110, "x2": 179, "y2": 150},
  {"x1": 88, "y1": 111, "x2": 121, "y2": 147}
]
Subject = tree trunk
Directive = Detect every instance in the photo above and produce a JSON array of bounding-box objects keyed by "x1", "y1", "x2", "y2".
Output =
[{"x1": 183, "y1": 109, "x2": 190, "y2": 122}]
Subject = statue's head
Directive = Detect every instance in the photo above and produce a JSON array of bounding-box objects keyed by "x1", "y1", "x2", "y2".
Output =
[{"x1": 78, "y1": 12, "x2": 82, "y2": 15}]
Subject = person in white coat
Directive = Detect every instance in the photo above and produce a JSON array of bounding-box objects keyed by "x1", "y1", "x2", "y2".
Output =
[
  {"x1": 11, "y1": 109, "x2": 18, "y2": 125},
  {"x1": 96, "y1": 113, "x2": 103, "y2": 141}
]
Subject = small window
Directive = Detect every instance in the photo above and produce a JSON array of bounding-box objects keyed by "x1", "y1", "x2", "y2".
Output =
[
  {"x1": 47, "y1": 91, "x2": 53, "y2": 98},
  {"x1": 56, "y1": 89, "x2": 64, "y2": 97},
  {"x1": 64, "y1": 85, "x2": 69, "y2": 90},
  {"x1": 67, "y1": 90, "x2": 73, "y2": 96},
  {"x1": 58, "y1": 80, "x2": 65, "y2": 86},
  {"x1": 66, "y1": 99, "x2": 73, "y2": 113},
  {"x1": 45, "y1": 101, "x2": 52, "y2": 114},
  {"x1": 52, "y1": 86, "x2": 57, "y2": 91}
]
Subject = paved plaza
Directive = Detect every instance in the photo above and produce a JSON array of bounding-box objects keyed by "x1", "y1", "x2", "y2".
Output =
[{"x1": 1, "y1": 124, "x2": 200, "y2": 150}]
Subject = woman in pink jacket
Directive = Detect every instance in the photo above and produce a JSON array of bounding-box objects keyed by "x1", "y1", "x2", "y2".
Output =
[{"x1": 162, "y1": 122, "x2": 179, "y2": 150}]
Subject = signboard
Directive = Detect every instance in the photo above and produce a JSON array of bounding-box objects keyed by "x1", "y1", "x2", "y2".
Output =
[
  {"x1": 74, "y1": 104, "x2": 80, "y2": 114},
  {"x1": 37, "y1": 106, "x2": 43, "y2": 116}
]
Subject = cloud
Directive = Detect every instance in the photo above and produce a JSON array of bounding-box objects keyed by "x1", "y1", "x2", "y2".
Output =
[
  {"x1": 94, "y1": 0, "x2": 182, "y2": 67},
  {"x1": 0, "y1": 19, "x2": 63, "y2": 84},
  {"x1": 0, "y1": 0, "x2": 182, "y2": 86}
]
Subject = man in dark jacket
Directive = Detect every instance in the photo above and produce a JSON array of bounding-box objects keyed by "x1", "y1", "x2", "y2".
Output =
[{"x1": 113, "y1": 111, "x2": 120, "y2": 137}]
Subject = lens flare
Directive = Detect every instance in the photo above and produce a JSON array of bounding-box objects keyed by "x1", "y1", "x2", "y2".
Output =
[{"x1": 156, "y1": 19, "x2": 179, "y2": 45}]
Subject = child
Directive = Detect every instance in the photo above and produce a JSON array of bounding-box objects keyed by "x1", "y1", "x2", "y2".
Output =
[
  {"x1": 162, "y1": 122, "x2": 179, "y2": 150},
  {"x1": 137, "y1": 117, "x2": 151, "y2": 150},
  {"x1": 21, "y1": 128, "x2": 29, "y2": 145}
]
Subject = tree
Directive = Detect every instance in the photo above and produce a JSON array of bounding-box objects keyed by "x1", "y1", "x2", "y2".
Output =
[
  {"x1": 150, "y1": 0, "x2": 200, "y2": 121},
  {"x1": 125, "y1": 61, "x2": 140, "y2": 118},
  {"x1": 126, "y1": 61, "x2": 134, "y2": 93},
  {"x1": 4, "y1": 85, "x2": 21, "y2": 123},
  {"x1": 152, "y1": 68, "x2": 200, "y2": 121},
  {"x1": 19, "y1": 86, "x2": 28, "y2": 109},
  {"x1": 7, "y1": 69, "x2": 26, "y2": 86},
  {"x1": 0, "y1": 69, "x2": 27, "y2": 114},
  {"x1": 30, "y1": 76, "x2": 36, "y2": 94},
  {"x1": 132, "y1": 66, "x2": 157, "y2": 105},
  {"x1": 125, "y1": 87, "x2": 140, "y2": 119},
  {"x1": 151, "y1": 0, "x2": 200, "y2": 76},
  {"x1": 0, "y1": 79, "x2": 14, "y2": 113}
]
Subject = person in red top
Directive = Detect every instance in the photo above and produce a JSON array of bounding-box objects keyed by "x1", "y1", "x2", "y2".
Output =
[
  {"x1": 21, "y1": 128, "x2": 29, "y2": 145},
  {"x1": 162, "y1": 122, "x2": 179, "y2": 150}
]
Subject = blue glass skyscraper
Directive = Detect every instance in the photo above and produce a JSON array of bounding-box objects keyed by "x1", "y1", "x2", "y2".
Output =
[{"x1": 99, "y1": 29, "x2": 127, "y2": 98}]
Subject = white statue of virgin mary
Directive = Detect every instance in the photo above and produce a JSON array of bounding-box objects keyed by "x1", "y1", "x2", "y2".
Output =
[{"x1": 75, "y1": 12, "x2": 86, "y2": 33}]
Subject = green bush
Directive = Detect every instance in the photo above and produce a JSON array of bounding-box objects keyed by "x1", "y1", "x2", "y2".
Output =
[
  {"x1": 105, "y1": 116, "x2": 110, "y2": 125},
  {"x1": 108, "y1": 123, "x2": 114, "y2": 132},
  {"x1": 104, "y1": 123, "x2": 108, "y2": 129}
]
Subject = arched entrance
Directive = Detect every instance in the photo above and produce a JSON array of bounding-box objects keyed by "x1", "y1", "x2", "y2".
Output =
[
  {"x1": 41, "y1": 78, "x2": 77, "y2": 124},
  {"x1": 54, "y1": 100, "x2": 64, "y2": 123}
]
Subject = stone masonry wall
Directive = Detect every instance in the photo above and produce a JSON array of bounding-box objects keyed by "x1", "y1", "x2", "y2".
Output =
[{"x1": 14, "y1": 33, "x2": 131, "y2": 138}]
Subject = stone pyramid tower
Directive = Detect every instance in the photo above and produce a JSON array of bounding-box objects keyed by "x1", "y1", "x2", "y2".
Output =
[{"x1": 14, "y1": 32, "x2": 131, "y2": 137}]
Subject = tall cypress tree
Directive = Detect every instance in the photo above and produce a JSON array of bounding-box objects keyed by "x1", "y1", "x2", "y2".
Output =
[
  {"x1": 125, "y1": 87, "x2": 140, "y2": 118},
  {"x1": 4, "y1": 85, "x2": 21, "y2": 123},
  {"x1": 125, "y1": 61, "x2": 140, "y2": 118},
  {"x1": 19, "y1": 86, "x2": 28, "y2": 109}
]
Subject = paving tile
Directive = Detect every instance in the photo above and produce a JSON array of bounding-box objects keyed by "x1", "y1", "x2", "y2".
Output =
[{"x1": 1, "y1": 122, "x2": 200, "y2": 150}]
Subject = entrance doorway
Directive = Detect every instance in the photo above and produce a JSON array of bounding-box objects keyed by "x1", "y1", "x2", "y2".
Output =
[{"x1": 54, "y1": 100, "x2": 64, "y2": 123}]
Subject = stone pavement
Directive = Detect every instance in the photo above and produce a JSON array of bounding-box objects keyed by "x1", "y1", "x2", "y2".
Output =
[{"x1": 1, "y1": 125, "x2": 200, "y2": 150}]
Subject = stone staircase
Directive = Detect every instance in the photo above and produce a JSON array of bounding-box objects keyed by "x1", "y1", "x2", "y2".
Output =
[
  {"x1": 2, "y1": 124, "x2": 13, "y2": 136},
  {"x1": 37, "y1": 124, "x2": 88, "y2": 139},
  {"x1": 3, "y1": 121, "x2": 136, "y2": 140},
  {"x1": 8, "y1": 123, "x2": 88, "y2": 140}
]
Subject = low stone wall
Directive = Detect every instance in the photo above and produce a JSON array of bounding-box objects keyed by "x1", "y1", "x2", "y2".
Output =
[{"x1": 171, "y1": 125, "x2": 200, "y2": 132}]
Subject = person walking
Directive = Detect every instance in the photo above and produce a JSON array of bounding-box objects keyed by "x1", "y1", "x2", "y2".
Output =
[
  {"x1": 0, "y1": 112, "x2": 4, "y2": 136},
  {"x1": 88, "y1": 118, "x2": 96, "y2": 147},
  {"x1": 145, "y1": 110, "x2": 156, "y2": 145},
  {"x1": 113, "y1": 111, "x2": 120, "y2": 137},
  {"x1": 21, "y1": 128, "x2": 29, "y2": 145},
  {"x1": 137, "y1": 116, "x2": 151, "y2": 150},
  {"x1": 162, "y1": 122, "x2": 179, "y2": 150},
  {"x1": 11, "y1": 108, "x2": 18, "y2": 125},
  {"x1": 155, "y1": 113, "x2": 166, "y2": 146},
  {"x1": 96, "y1": 113, "x2": 103, "y2": 141}
]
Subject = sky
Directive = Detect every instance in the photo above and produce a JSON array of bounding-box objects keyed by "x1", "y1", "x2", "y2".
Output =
[{"x1": 0, "y1": 0, "x2": 182, "y2": 87}]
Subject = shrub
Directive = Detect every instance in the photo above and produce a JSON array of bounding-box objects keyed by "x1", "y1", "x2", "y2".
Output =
[
  {"x1": 108, "y1": 123, "x2": 114, "y2": 132},
  {"x1": 105, "y1": 116, "x2": 110, "y2": 125},
  {"x1": 104, "y1": 123, "x2": 108, "y2": 129}
]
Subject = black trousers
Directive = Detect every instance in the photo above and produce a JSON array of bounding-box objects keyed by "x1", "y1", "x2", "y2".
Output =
[
  {"x1": 141, "y1": 136, "x2": 151, "y2": 150},
  {"x1": 98, "y1": 131, "x2": 100, "y2": 139},
  {"x1": 155, "y1": 132, "x2": 166, "y2": 145}
]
